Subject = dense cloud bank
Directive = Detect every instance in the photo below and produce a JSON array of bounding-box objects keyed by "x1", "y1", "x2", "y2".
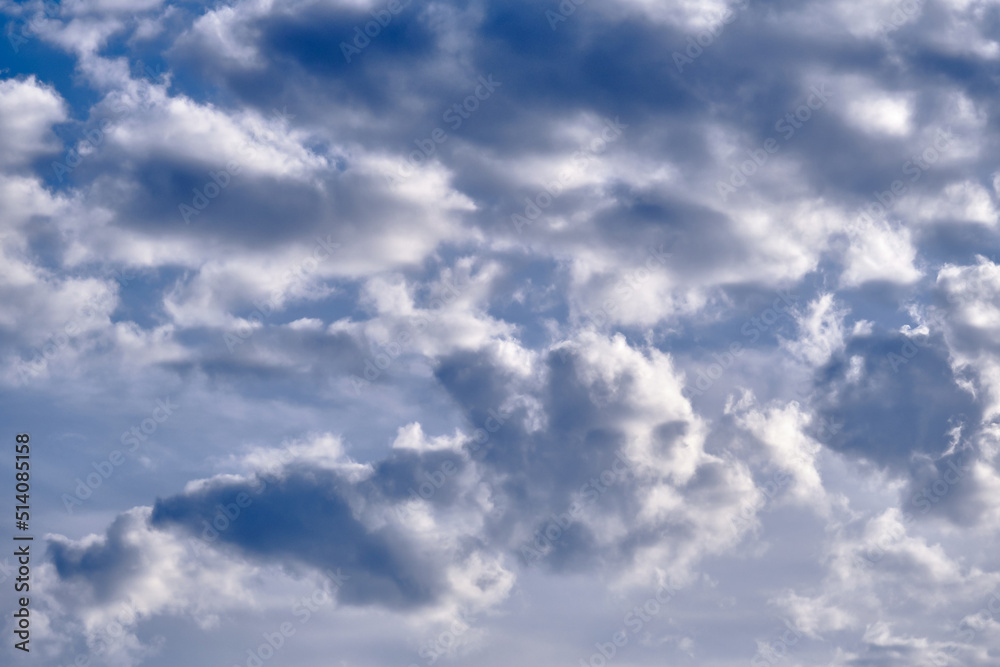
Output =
[{"x1": 2, "y1": 0, "x2": 1000, "y2": 665}]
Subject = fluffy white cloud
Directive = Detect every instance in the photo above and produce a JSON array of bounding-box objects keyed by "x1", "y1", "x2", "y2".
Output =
[{"x1": 4, "y1": 0, "x2": 1000, "y2": 664}]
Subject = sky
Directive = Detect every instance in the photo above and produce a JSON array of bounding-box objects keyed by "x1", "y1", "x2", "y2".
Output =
[{"x1": 1, "y1": 0, "x2": 1000, "y2": 665}]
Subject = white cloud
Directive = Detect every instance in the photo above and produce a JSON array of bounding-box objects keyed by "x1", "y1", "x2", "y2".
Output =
[{"x1": 0, "y1": 76, "x2": 67, "y2": 168}]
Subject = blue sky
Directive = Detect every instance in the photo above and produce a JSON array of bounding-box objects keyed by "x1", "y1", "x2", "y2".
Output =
[{"x1": 2, "y1": 0, "x2": 1000, "y2": 665}]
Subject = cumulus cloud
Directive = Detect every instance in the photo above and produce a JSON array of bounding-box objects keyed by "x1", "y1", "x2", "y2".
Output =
[{"x1": 4, "y1": 0, "x2": 1000, "y2": 664}]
